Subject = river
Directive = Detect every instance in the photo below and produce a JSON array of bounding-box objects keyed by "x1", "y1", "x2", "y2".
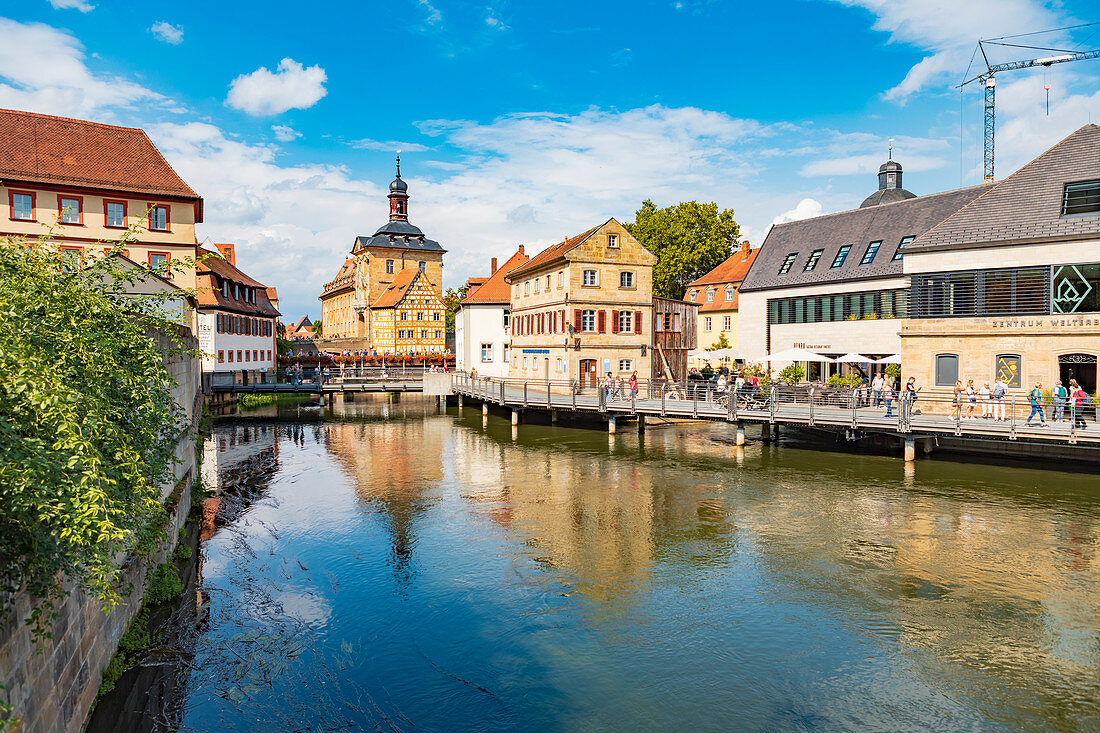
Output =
[{"x1": 145, "y1": 396, "x2": 1100, "y2": 730}]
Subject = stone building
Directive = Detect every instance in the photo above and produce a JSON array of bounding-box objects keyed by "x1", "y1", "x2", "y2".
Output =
[
  {"x1": 369, "y1": 267, "x2": 447, "y2": 355},
  {"x1": 685, "y1": 241, "x2": 759, "y2": 352},
  {"x1": 900, "y1": 124, "x2": 1100, "y2": 396},
  {"x1": 506, "y1": 218, "x2": 657, "y2": 387},
  {"x1": 319, "y1": 157, "x2": 446, "y2": 352},
  {"x1": 456, "y1": 246, "x2": 529, "y2": 377},
  {"x1": 0, "y1": 108, "x2": 204, "y2": 293}
]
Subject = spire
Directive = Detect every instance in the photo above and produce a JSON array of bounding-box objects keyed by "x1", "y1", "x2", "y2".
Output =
[
  {"x1": 395, "y1": 154, "x2": 401, "y2": 179},
  {"x1": 388, "y1": 154, "x2": 409, "y2": 221},
  {"x1": 888, "y1": 137, "x2": 894, "y2": 161}
]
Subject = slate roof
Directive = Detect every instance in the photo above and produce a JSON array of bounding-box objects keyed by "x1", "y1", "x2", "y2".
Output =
[
  {"x1": 0, "y1": 108, "x2": 202, "y2": 205},
  {"x1": 506, "y1": 222, "x2": 605, "y2": 279},
  {"x1": 739, "y1": 184, "x2": 992, "y2": 292},
  {"x1": 908, "y1": 123, "x2": 1100, "y2": 253},
  {"x1": 371, "y1": 267, "x2": 422, "y2": 308},
  {"x1": 462, "y1": 247, "x2": 531, "y2": 305},
  {"x1": 196, "y1": 249, "x2": 280, "y2": 316},
  {"x1": 352, "y1": 220, "x2": 445, "y2": 254}
]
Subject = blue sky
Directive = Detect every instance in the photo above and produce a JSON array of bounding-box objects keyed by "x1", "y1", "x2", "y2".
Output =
[{"x1": 3, "y1": 1, "x2": 1099, "y2": 319}]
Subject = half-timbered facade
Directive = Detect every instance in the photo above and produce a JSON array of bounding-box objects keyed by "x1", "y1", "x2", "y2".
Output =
[{"x1": 370, "y1": 267, "x2": 447, "y2": 355}]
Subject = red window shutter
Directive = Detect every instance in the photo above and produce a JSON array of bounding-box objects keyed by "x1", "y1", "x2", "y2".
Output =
[
  {"x1": 611, "y1": 310, "x2": 619, "y2": 333},
  {"x1": 574, "y1": 309, "x2": 582, "y2": 332},
  {"x1": 598, "y1": 310, "x2": 606, "y2": 333},
  {"x1": 540, "y1": 313, "x2": 545, "y2": 333},
  {"x1": 560, "y1": 310, "x2": 566, "y2": 334},
  {"x1": 635, "y1": 310, "x2": 643, "y2": 334}
]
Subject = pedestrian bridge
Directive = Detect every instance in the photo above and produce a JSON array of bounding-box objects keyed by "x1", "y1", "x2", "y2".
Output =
[
  {"x1": 207, "y1": 370, "x2": 452, "y2": 396},
  {"x1": 450, "y1": 374, "x2": 1100, "y2": 461}
]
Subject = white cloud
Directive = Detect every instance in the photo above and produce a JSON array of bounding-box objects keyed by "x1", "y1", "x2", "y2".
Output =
[
  {"x1": 350, "y1": 139, "x2": 428, "y2": 152},
  {"x1": 773, "y1": 198, "x2": 824, "y2": 225},
  {"x1": 0, "y1": 17, "x2": 168, "y2": 119},
  {"x1": 417, "y1": 0, "x2": 443, "y2": 27},
  {"x1": 226, "y1": 58, "x2": 327, "y2": 116},
  {"x1": 271, "y1": 124, "x2": 301, "y2": 142},
  {"x1": 47, "y1": 0, "x2": 93, "y2": 12},
  {"x1": 149, "y1": 21, "x2": 183, "y2": 45}
]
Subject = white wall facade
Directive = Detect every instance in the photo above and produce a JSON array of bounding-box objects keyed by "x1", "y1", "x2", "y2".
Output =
[
  {"x1": 197, "y1": 310, "x2": 277, "y2": 374},
  {"x1": 456, "y1": 304, "x2": 511, "y2": 378}
]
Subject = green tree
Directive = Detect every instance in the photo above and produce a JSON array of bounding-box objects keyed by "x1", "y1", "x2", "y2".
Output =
[
  {"x1": 711, "y1": 332, "x2": 731, "y2": 349},
  {"x1": 0, "y1": 232, "x2": 191, "y2": 639},
  {"x1": 626, "y1": 199, "x2": 741, "y2": 300},
  {"x1": 443, "y1": 285, "x2": 469, "y2": 333},
  {"x1": 778, "y1": 364, "x2": 805, "y2": 385},
  {"x1": 312, "y1": 319, "x2": 323, "y2": 336}
]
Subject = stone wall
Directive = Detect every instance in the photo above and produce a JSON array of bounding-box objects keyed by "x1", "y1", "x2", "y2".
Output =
[{"x1": 0, "y1": 325, "x2": 200, "y2": 733}]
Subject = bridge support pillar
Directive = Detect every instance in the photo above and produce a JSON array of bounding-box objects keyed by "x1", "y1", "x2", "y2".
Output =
[
  {"x1": 511, "y1": 409, "x2": 520, "y2": 426},
  {"x1": 439, "y1": 395, "x2": 447, "y2": 409},
  {"x1": 551, "y1": 410, "x2": 559, "y2": 425},
  {"x1": 608, "y1": 416, "x2": 617, "y2": 434},
  {"x1": 390, "y1": 392, "x2": 400, "y2": 403},
  {"x1": 457, "y1": 394, "x2": 463, "y2": 409},
  {"x1": 735, "y1": 422, "x2": 746, "y2": 446},
  {"x1": 483, "y1": 402, "x2": 489, "y2": 417},
  {"x1": 921, "y1": 437, "x2": 934, "y2": 455},
  {"x1": 761, "y1": 423, "x2": 774, "y2": 443},
  {"x1": 637, "y1": 415, "x2": 645, "y2": 433},
  {"x1": 903, "y1": 437, "x2": 916, "y2": 462}
]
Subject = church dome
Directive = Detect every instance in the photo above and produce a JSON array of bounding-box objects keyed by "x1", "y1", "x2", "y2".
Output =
[
  {"x1": 859, "y1": 155, "x2": 916, "y2": 208},
  {"x1": 389, "y1": 155, "x2": 408, "y2": 192}
]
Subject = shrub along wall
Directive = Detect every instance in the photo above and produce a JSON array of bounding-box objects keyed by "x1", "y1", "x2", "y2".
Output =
[{"x1": 0, "y1": 328, "x2": 200, "y2": 733}]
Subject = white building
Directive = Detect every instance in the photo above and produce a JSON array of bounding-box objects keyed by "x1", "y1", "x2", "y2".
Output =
[
  {"x1": 195, "y1": 244, "x2": 281, "y2": 384},
  {"x1": 455, "y1": 246, "x2": 528, "y2": 377}
]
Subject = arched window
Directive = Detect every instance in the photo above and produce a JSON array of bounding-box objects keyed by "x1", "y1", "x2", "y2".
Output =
[{"x1": 935, "y1": 354, "x2": 958, "y2": 386}]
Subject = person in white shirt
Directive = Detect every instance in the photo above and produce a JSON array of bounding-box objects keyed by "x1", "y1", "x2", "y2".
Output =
[
  {"x1": 871, "y1": 374, "x2": 885, "y2": 408},
  {"x1": 978, "y1": 382, "x2": 992, "y2": 418}
]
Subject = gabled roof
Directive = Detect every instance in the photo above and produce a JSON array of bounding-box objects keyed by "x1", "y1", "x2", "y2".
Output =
[
  {"x1": 462, "y1": 246, "x2": 531, "y2": 305},
  {"x1": 290, "y1": 315, "x2": 314, "y2": 332},
  {"x1": 687, "y1": 246, "x2": 759, "y2": 288},
  {"x1": 506, "y1": 222, "x2": 605, "y2": 279},
  {"x1": 195, "y1": 248, "x2": 280, "y2": 316},
  {"x1": 371, "y1": 267, "x2": 423, "y2": 308},
  {"x1": 739, "y1": 184, "x2": 992, "y2": 292},
  {"x1": 0, "y1": 108, "x2": 202, "y2": 206},
  {"x1": 322, "y1": 258, "x2": 356, "y2": 296},
  {"x1": 908, "y1": 124, "x2": 1100, "y2": 253}
]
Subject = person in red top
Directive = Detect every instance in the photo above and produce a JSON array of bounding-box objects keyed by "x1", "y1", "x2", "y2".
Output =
[
  {"x1": 1070, "y1": 378, "x2": 1090, "y2": 428},
  {"x1": 629, "y1": 371, "x2": 639, "y2": 399}
]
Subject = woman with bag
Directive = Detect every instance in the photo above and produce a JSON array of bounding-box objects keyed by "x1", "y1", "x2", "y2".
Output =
[
  {"x1": 629, "y1": 371, "x2": 639, "y2": 399},
  {"x1": 1025, "y1": 382, "x2": 1047, "y2": 427},
  {"x1": 1070, "y1": 379, "x2": 1089, "y2": 428}
]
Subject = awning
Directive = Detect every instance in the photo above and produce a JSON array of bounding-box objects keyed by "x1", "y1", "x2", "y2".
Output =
[
  {"x1": 753, "y1": 347, "x2": 836, "y2": 363},
  {"x1": 873, "y1": 354, "x2": 902, "y2": 364},
  {"x1": 834, "y1": 352, "x2": 873, "y2": 363},
  {"x1": 689, "y1": 348, "x2": 740, "y2": 360}
]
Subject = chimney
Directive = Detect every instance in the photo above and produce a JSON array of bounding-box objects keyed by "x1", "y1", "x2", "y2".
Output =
[
  {"x1": 491, "y1": 257, "x2": 498, "y2": 275},
  {"x1": 518, "y1": 244, "x2": 524, "y2": 255},
  {"x1": 740, "y1": 241, "x2": 750, "y2": 260},
  {"x1": 216, "y1": 243, "x2": 235, "y2": 266}
]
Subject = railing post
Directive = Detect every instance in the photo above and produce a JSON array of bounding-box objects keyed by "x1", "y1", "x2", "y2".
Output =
[
  {"x1": 572, "y1": 384, "x2": 577, "y2": 411},
  {"x1": 850, "y1": 389, "x2": 858, "y2": 428},
  {"x1": 631, "y1": 390, "x2": 636, "y2": 415},
  {"x1": 808, "y1": 386, "x2": 815, "y2": 426},
  {"x1": 524, "y1": 381, "x2": 528, "y2": 407},
  {"x1": 728, "y1": 388, "x2": 734, "y2": 421},
  {"x1": 769, "y1": 385, "x2": 777, "y2": 422},
  {"x1": 1009, "y1": 395, "x2": 1017, "y2": 439},
  {"x1": 955, "y1": 394, "x2": 962, "y2": 436},
  {"x1": 547, "y1": 381, "x2": 551, "y2": 408},
  {"x1": 693, "y1": 386, "x2": 698, "y2": 419},
  {"x1": 599, "y1": 384, "x2": 606, "y2": 413},
  {"x1": 661, "y1": 389, "x2": 666, "y2": 417}
]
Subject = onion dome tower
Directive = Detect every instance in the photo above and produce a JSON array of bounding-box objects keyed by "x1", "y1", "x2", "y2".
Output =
[
  {"x1": 859, "y1": 142, "x2": 917, "y2": 208},
  {"x1": 388, "y1": 155, "x2": 409, "y2": 221}
]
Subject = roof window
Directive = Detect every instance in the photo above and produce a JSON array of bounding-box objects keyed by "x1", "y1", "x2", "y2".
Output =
[
  {"x1": 892, "y1": 236, "x2": 914, "y2": 261},
  {"x1": 803, "y1": 249, "x2": 823, "y2": 272},
  {"x1": 1063, "y1": 179, "x2": 1100, "y2": 216},
  {"x1": 860, "y1": 241, "x2": 882, "y2": 266},
  {"x1": 831, "y1": 245, "x2": 852, "y2": 268},
  {"x1": 778, "y1": 253, "x2": 798, "y2": 275}
]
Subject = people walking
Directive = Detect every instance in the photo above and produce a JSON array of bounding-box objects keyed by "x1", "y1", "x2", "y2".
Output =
[
  {"x1": 992, "y1": 377, "x2": 1008, "y2": 421},
  {"x1": 952, "y1": 380, "x2": 963, "y2": 420},
  {"x1": 871, "y1": 373, "x2": 884, "y2": 407},
  {"x1": 979, "y1": 382, "x2": 991, "y2": 418},
  {"x1": 630, "y1": 371, "x2": 639, "y2": 399},
  {"x1": 604, "y1": 372, "x2": 614, "y2": 402},
  {"x1": 904, "y1": 377, "x2": 920, "y2": 414},
  {"x1": 1025, "y1": 382, "x2": 1047, "y2": 427},
  {"x1": 1053, "y1": 380, "x2": 1068, "y2": 422},
  {"x1": 1070, "y1": 379, "x2": 1089, "y2": 428},
  {"x1": 883, "y1": 380, "x2": 894, "y2": 417},
  {"x1": 965, "y1": 379, "x2": 977, "y2": 420}
]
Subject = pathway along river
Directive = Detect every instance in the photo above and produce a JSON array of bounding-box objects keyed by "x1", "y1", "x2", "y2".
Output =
[{"x1": 102, "y1": 396, "x2": 1100, "y2": 731}]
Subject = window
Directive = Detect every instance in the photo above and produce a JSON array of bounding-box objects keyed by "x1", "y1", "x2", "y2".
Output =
[
  {"x1": 583, "y1": 270, "x2": 598, "y2": 287},
  {"x1": 515, "y1": 284, "x2": 520, "y2": 297},
  {"x1": 935, "y1": 354, "x2": 958, "y2": 386},
  {"x1": 418, "y1": 261, "x2": 426, "y2": 272},
  {"x1": 893, "y1": 235, "x2": 914, "y2": 261},
  {"x1": 767, "y1": 288, "x2": 909, "y2": 324},
  {"x1": 620, "y1": 271, "x2": 634, "y2": 288},
  {"x1": 416, "y1": 312, "x2": 424, "y2": 321},
  {"x1": 556, "y1": 358, "x2": 562, "y2": 372},
  {"x1": 546, "y1": 274, "x2": 551, "y2": 290},
  {"x1": 581, "y1": 309, "x2": 597, "y2": 332},
  {"x1": 59, "y1": 196, "x2": 82, "y2": 225},
  {"x1": 995, "y1": 354, "x2": 1022, "y2": 388},
  {"x1": 60, "y1": 246, "x2": 81, "y2": 273},
  {"x1": 558, "y1": 271, "x2": 564, "y2": 288},
  {"x1": 778, "y1": 253, "x2": 798, "y2": 275},
  {"x1": 480, "y1": 343, "x2": 494, "y2": 362},
  {"x1": 525, "y1": 281, "x2": 530, "y2": 295},
  {"x1": 504, "y1": 346, "x2": 510, "y2": 362},
  {"x1": 421, "y1": 330, "x2": 428, "y2": 338},
  {"x1": 534, "y1": 279, "x2": 540, "y2": 294},
  {"x1": 218, "y1": 350, "x2": 224, "y2": 363},
  {"x1": 222, "y1": 281, "x2": 230, "y2": 298},
  {"x1": 619, "y1": 359, "x2": 632, "y2": 371},
  {"x1": 503, "y1": 311, "x2": 510, "y2": 328},
  {"x1": 860, "y1": 241, "x2": 882, "y2": 266},
  {"x1": 704, "y1": 316, "x2": 712, "y2": 332},
  {"x1": 706, "y1": 289, "x2": 715, "y2": 302},
  {"x1": 149, "y1": 205, "x2": 169, "y2": 231},
  {"x1": 1063, "y1": 179, "x2": 1100, "y2": 216},
  {"x1": 386, "y1": 259, "x2": 395, "y2": 274},
  {"x1": 803, "y1": 249, "x2": 823, "y2": 272},
  {"x1": 398, "y1": 330, "x2": 405, "y2": 339},
  {"x1": 608, "y1": 234, "x2": 618, "y2": 248},
  {"x1": 1053, "y1": 263, "x2": 1100, "y2": 313},
  {"x1": 102, "y1": 198, "x2": 123, "y2": 226},
  {"x1": 523, "y1": 357, "x2": 528, "y2": 369},
  {"x1": 724, "y1": 287, "x2": 734, "y2": 301},
  {"x1": 618, "y1": 311, "x2": 633, "y2": 332},
  {"x1": 400, "y1": 312, "x2": 408, "y2": 320},
  {"x1": 148, "y1": 252, "x2": 169, "y2": 273},
  {"x1": 435, "y1": 330, "x2": 442, "y2": 339},
  {"x1": 228, "y1": 351, "x2": 234, "y2": 363},
  {"x1": 723, "y1": 315, "x2": 731, "y2": 330},
  {"x1": 688, "y1": 290, "x2": 697, "y2": 303},
  {"x1": 513, "y1": 355, "x2": 517, "y2": 367},
  {"x1": 237, "y1": 350, "x2": 242, "y2": 362},
  {"x1": 831, "y1": 245, "x2": 852, "y2": 268},
  {"x1": 911, "y1": 267, "x2": 1049, "y2": 318},
  {"x1": 10, "y1": 192, "x2": 33, "y2": 221}
]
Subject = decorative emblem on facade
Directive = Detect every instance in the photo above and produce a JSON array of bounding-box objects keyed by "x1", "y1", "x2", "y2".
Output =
[
  {"x1": 1052, "y1": 265, "x2": 1093, "y2": 313},
  {"x1": 995, "y1": 354, "x2": 1021, "y2": 387}
]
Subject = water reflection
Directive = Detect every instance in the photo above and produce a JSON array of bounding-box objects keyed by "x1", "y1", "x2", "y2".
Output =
[{"x1": 161, "y1": 396, "x2": 1100, "y2": 731}]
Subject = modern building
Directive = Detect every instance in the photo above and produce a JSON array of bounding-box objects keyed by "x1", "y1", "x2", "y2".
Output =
[
  {"x1": 456, "y1": 246, "x2": 529, "y2": 377},
  {"x1": 738, "y1": 158, "x2": 992, "y2": 378},
  {"x1": 685, "y1": 241, "x2": 759, "y2": 352},
  {"x1": 900, "y1": 124, "x2": 1100, "y2": 396},
  {"x1": 319, "y1": 157, "x2": 446, "y2": 352},
  {"x1": 194, "y1": 244, "x2": 280, "y2": 384},
  {"x1": 506, "y1": 218, "x2": 657, "y2": 387},
  {"x1": 368, "y1": 267, "x2": 447, "y2": 355},
  {"x1": 0, "y1": 108, "x2": 204, "y2": 292}
]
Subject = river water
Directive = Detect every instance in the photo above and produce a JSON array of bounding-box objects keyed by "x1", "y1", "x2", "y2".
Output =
[{"x1": 173, "y1": 396, "x2": 1099, "y2": 731}]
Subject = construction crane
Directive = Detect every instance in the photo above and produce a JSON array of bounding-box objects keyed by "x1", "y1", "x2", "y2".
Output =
[{"x1": 960, "y1": 26, "x2": 1100, "y2": 183}]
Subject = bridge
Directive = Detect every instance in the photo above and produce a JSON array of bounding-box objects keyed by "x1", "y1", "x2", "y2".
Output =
[
  {"x1": 205, "y1": 367, "x2": 450, "y2": 397},
  {"x1": 450, "y1": 374, "x2": 1100, "y2": 461}
]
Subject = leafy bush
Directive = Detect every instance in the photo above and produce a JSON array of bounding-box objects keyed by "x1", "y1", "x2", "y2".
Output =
[
  {"x1": 885, "y1": 364, "x2": 901, "y2": 381},
  {"x1": 778, "y1": 364, "x2": 805, "y2": 385},
  {"x1": 827, "y1": 374, "x2": 862, "y2": 389},
  {"x1": 0, "y1": 233, "x2": 191, "y2": 639}
]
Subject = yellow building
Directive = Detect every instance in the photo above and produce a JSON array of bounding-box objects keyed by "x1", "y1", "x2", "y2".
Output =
[
  {"x1": 319, "y1": 157, "x2": 445, "y2": 350},
  {"x1": 0, "y1": 108, "x2": 203, "y2": 292},
  {"x1": 684, "y1": 242, "x2": 759, "y2": 353},
  {"x1": 369, "y1": 267, "x2": 447, "y2": 355},
  {"x1": 506, "y1": 218, "x2": 657, "y2": 387}
]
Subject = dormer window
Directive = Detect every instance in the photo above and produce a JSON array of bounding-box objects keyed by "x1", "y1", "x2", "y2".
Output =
[
  {"x1": 688, "y1": 290, "x2": 697, "y2": 303},
  {"x1": 724, "y1": 287, "x2": 734, "y2": 301},
  {"x1": 1063, "y1": 179, "x2": 1100, "y2": 216},
  {"x1": 706, "y1": 289, "x2": 715, "y2": 302},
  {"x1": 222, "y1": 280, "x2": 229, "y2": 297}
]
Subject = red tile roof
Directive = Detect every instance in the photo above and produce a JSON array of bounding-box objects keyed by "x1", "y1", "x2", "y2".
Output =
[
  {"x1": 0, "y1": 109, "x2": 202, "y2": 208},
  {"x1": 371, "y1": 267, "x2": 421, "y2": 308},
  {"x1": 195, "y1": 248, "x2": 280, "y2": 316},
  {"x1": 686, "y1": 245, "x2": 760, "y2": 311},
  {"x1": 462, "y1": 246, "x2": 530, "y2": 304},
  {"x1": 266, "y1": 286, "x2": 278, "y2": 301},
  {"x1": 322, "y1": 258, "x2": 356, "y2": 295},
  {"x1": 506, "y1": 222, "x2": 605, "y2": 279}
]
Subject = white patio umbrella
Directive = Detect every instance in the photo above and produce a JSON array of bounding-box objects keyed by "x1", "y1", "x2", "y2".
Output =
[
  {"x1": 873, "y1": 354, "x2": 902, "y2": 364},
  {"x1": 835, "y1": 352, "x2": 872, "y2": 363},
  {"x1": 757, "y1": 347, "x2": 836, "y2": 363},
  {"x1": 707, "y1": 348, "x2": 741, "y2": 360}
]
